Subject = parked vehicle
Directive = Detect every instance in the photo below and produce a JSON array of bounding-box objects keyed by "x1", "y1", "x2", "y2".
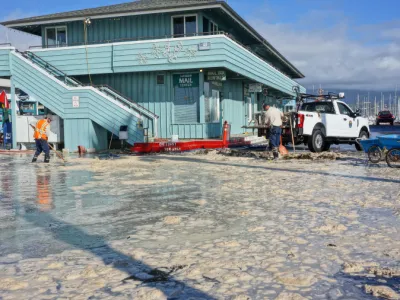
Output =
[
  {"x1": 282, "y1": 90, "x2": 370, "y2": 152},
  {"x1": 376, "y1": 110, "x2": 395, "y2": 126}
]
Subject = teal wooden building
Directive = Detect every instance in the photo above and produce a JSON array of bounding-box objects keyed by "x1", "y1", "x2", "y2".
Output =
[{"x1": 0, "y1": 0, "x2": 305, "y2": 151}]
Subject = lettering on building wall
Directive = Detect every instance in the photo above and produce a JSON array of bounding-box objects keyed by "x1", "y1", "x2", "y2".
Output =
[
  {"x1": 207, "y1": 70, "x2": 226, "y2": 81},
  {"x1": 138, "y1": 41, "x2": 198, "y2": 65},
  {"x1": 173, "y1": 74, "x2": 199, "y2": 88}
]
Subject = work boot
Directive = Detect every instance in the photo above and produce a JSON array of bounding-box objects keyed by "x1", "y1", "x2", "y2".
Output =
[
  {"x1": 32, "y1": 156, "x2": 38, "y2": 163},
  {"x1": 44, "y1": 155, "x2": 50, "y2": 163},
  {"x1": 272, "y1": 148, "x2": 279, "y2": 160}
]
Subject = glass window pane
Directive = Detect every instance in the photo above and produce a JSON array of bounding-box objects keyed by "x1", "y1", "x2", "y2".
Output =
[
  {"x1": 173, "y1": 17, "x2": 184, "y2": 37},
  {"x1": 46, "y1": 28, "x2": 56, "y2": 47},
  {"x1": 157, "y1": 74, "x2": 165, "y2": 85},
  {"x1": 185, "y1": 16, "x2": 197, "y2": 36},
  {"x1": 338, "y1": 103, "x2": 351, "y2": 116},
  {"x1": 57, "y1": 28, "x2": 67, "y2": 46}
]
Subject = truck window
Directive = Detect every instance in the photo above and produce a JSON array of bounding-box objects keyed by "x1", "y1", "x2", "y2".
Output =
[
  {"x1": 301, "y1": 102, "x2": 335, "y2": 114},
  {"x1": 337, "y1": 103, "x2": 352, "y2": 116}
]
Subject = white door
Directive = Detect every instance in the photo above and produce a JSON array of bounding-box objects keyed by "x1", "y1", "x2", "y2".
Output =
[{"x1": 336, "y1": 102, "x2": 358, "y2": 137}]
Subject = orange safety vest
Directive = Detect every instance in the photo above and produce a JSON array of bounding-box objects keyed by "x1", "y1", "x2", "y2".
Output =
[{"x1": 34, "y1": 119, "x2": 50, "y2": 140}]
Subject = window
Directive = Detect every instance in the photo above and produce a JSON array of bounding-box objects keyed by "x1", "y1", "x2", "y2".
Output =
[
  {"x1": 172, "y1": 15, "x2": 197, "y2": 37},
  {"x1": 45, "y1": 26, "x2": 67, "y2": 47},
  {"x1": 337, "y1": 102, "x2": 353, "y2": 116},
  {"x1": 210, "y1": 21, "x2": 219, "y2": 34},
  {"x1": 301, "y1": 102, "x2": 335, "y2": 114},
  {"x1": 157, "y1": 74, "x2": 165, "y2": 85}
]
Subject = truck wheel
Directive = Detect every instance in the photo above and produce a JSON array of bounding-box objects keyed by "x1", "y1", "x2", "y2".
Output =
[
  {"x1": 355, "y1": 130, "x2": 369, "y2": 151},
  {"x1": 308, "y1": 129, "x2": 324, "y2": 153},
  {"x1": 322, "y1": 143, "x2": 331, "y2": 151}
]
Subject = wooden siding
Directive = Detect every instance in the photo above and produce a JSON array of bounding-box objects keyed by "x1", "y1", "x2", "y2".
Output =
[
  {"x1": 64, "y1": 119, "x2": 108, "y2": 151},
  {"x1": 31, "y1": 35, "x2": 306, "y2": 96},
  {"x1": 0, "y1": 48, "x2": 12, "y2": 76},
  {"x1": 75, "y1": 72, "x2": 251, "y2": 139}
]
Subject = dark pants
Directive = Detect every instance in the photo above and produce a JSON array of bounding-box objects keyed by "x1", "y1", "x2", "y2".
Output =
[
  {"x1": 34, "y1": 139, "x2": 50, "y2": 157},
  {"x1": 270, "y1": 126, "x2": 282, "y2": 150}
]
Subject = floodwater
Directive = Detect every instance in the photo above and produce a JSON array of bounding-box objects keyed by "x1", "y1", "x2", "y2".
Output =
[{"x1": 0, "y1": 127, "x2": 399, "y2": 299}]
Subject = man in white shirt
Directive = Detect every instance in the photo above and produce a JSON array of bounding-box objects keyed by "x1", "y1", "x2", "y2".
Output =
[{"x1": 263, "y1": 104, "x2": 284, "y2": 160}]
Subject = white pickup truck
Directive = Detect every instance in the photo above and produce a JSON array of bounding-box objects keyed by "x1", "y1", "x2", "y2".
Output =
[{"x1": 282, "y1": 94, "x2": 370, "y2": 152}]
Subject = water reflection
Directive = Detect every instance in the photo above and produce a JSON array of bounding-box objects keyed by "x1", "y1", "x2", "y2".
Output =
[{"x1": 36, "y1": 173, "x2": 54, "y2": 212}]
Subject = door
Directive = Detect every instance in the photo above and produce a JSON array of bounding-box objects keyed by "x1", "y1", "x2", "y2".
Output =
[
  {"x1": 46, "y1": 27, "x2": 67, "y2": 47},
  {"x1": 336, "y1": 102, "x2": 358, "y2": 137}
]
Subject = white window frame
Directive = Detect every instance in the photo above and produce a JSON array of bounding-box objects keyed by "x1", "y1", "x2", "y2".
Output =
[
  {"x1": 171, "y1": 14, "x2": 198, "y2": 37},
  {"x1": 45, "y1": 26, "x2": 68, "y2": 47}
]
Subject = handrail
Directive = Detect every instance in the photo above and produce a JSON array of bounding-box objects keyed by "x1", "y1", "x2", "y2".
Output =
[
  {"x1": 18, "y1": 50, "x2": 159, "y2": 136},
  {"x1": 28, "y1": 31, "x2": 294, "y2": 80},
  {"x1": 23, "y1": 51, "x2": 83, "y2": 87},
  {"x1": 0, "y1": 43, "x2": 12, "y2": 47},
  {"x1": 95, "y1": 84, "x2": 158, "y2": 119},
  {"x1": 29, "y1": 32, "x2": 226, "y2": 49}
]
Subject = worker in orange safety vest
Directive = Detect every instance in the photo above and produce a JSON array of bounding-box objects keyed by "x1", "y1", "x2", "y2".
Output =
[{"x1": 30, "y1": 116, "x2": 52, "y2": 163}]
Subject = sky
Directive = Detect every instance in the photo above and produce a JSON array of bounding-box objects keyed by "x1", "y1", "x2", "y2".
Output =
[{"x1": 1, "y1": 0, "x2": 400, "y2": 91}]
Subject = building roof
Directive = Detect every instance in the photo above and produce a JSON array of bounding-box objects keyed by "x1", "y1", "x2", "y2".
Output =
[
  {"x1": 1, "y1": 0, "x2": 304, "y2": 78},
  {"x1": 1, "y1": 0, "x2": 221, "y2": 26}
]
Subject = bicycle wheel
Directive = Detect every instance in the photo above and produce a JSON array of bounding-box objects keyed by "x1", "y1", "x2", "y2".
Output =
[
  {"x1": 368, "y1": 145, "x2": 382, "y2": 164},
  {"x1": 386, "y1": 148, "x2": 400, "y2": 168}
]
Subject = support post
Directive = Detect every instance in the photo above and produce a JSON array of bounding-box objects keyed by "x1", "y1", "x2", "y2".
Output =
[
  {"x1": 199, "y1": 71, "x2": 205, "y2": 123},
  {"x1": 11, "y1": 78, "x2": 17, "y2": 149}
]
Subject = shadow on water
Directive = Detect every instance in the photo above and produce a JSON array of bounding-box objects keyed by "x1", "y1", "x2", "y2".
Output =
[
  {"x1": 140, "y1": 156, "x2": 400, "y2": 185},
  {"x1": 22, "y1": 204, "x2": 215, "y2": 299}
]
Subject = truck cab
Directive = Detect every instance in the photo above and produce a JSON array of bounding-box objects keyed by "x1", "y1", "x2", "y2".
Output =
[{"x1": 282, "y1": 92, "x2": 370, "y2": 152}]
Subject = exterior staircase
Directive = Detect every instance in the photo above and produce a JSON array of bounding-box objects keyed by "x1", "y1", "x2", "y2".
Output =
[{"x1": 10, "y1": 50, "x2": 158, "y2": 146}]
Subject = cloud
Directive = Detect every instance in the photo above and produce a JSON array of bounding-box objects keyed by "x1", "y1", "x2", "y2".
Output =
[
  {"x1": 249, "y1": 13, "x2": 400, "y2": 90},
  {"x1": 0, "y1": 9, "x2": 41, "y2": 51}
]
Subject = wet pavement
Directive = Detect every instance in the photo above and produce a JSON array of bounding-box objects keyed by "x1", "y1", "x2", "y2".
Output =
[{"x1": 0, "y1": 125, "x2": 399, "y2": 299}]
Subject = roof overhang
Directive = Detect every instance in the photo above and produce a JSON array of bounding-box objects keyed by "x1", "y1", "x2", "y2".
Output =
[{"x1": 1, "y1": 1, "x2": 304, "y2": 79}]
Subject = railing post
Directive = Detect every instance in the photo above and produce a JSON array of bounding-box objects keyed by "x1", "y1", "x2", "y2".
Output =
[{"x1": 10, "y1": 78, "x2": 17, "y2": 149}]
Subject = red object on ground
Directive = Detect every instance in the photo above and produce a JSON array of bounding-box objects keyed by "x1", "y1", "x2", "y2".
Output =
[
  {"x1": 279, "y1": 136, "x2": 289, "y2": 155},
  {"x1": 0, "y1": 90, "x2": 9, "y2": 109},
  {"x1": 132, "y1": 121, "x2": 231, "y2": 154},
  {"x1": 78, "y1": 146, "x2": 87, "y2": 155},
  {"x1": 131, "y1": 140, "x2": 226, "y2": 154}
]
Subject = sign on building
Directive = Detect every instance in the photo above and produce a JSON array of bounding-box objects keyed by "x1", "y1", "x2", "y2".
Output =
[
  {"x1": 248, "y1": 83, "x2": 262, "y2": 93},
  {"x1": 198, "y1": 42, "x2": 211, "y2": 51},
  {"x1": 173, "y1": 74, "x2": 199, "y2": 88},
  {"x1": 72, "y1": 96, "x2": 80, "y2": 108},
  {"x1": 207, "y1": 70, "x2": 226, "y2": 81}
]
